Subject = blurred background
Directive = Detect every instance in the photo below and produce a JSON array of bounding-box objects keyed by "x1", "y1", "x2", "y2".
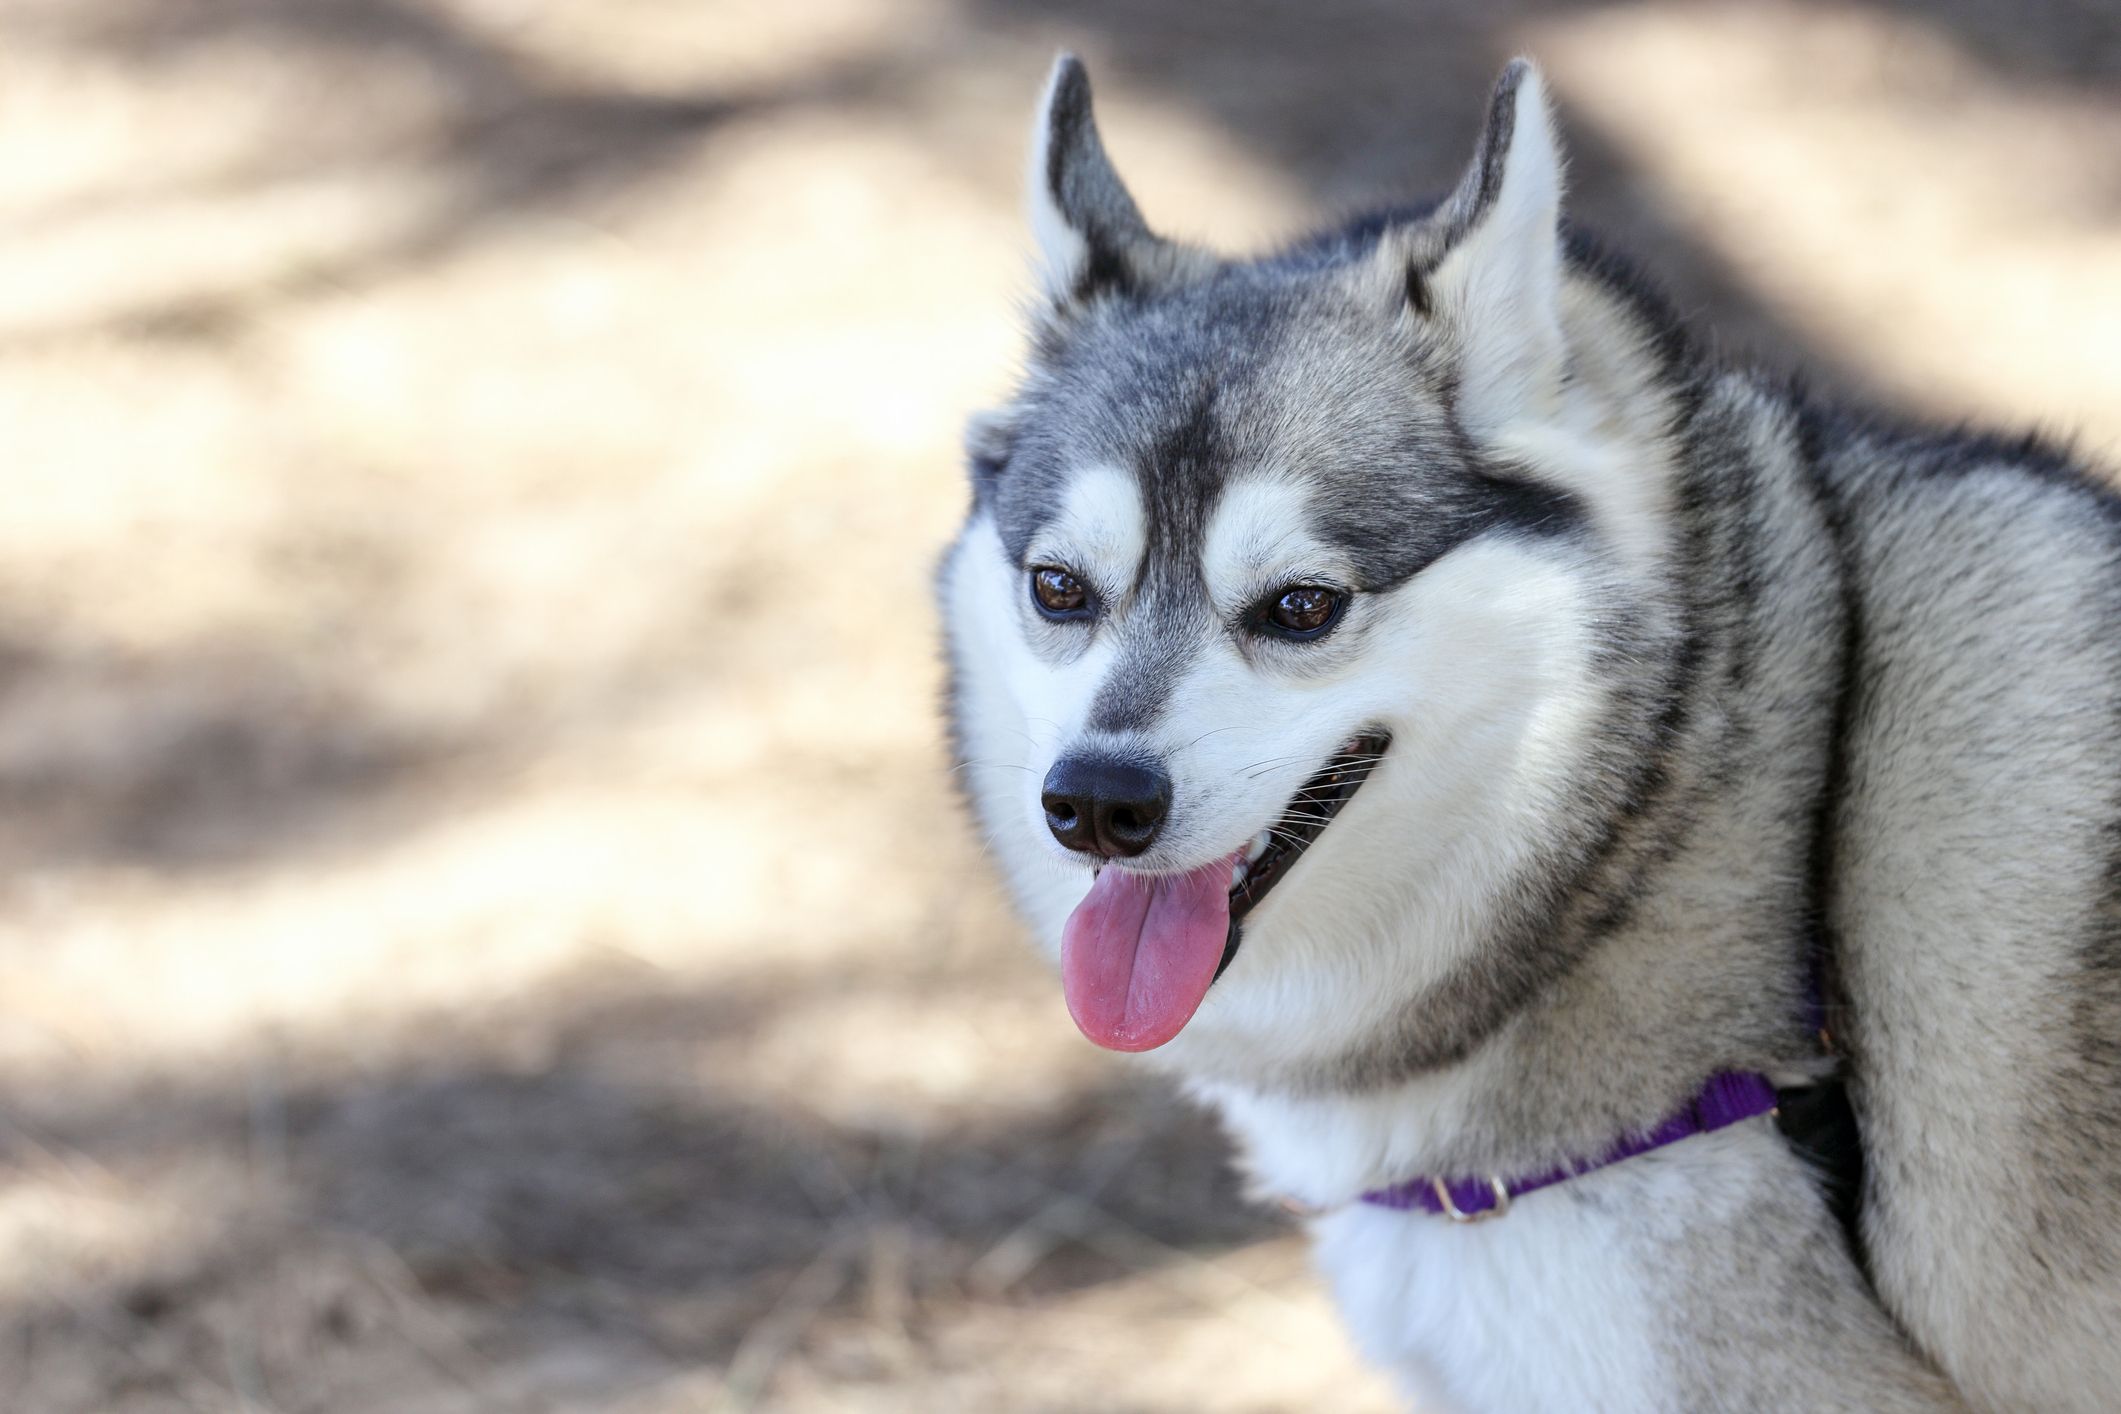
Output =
[{"x1": 0, "y1": 1, "x2": 2115, "y2": 1410}]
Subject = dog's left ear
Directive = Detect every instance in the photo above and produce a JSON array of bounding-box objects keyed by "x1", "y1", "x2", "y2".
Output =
[
  {"x1": 1414, "y1": 60, "x2": 1567, "y2": 438},
  {"x1": 1026, "y1": 55, "x2": 1202, "y2": 314}
]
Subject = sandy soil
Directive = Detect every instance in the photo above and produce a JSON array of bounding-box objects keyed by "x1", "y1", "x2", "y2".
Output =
[{"x1": 0, "y1": 0, "x2": 2114, "y2": 1409}]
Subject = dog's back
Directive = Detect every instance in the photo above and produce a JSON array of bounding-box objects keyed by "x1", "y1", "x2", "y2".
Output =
[{"x1": 1822, "y1": 420, "x2": 2121, "y2": 1407}]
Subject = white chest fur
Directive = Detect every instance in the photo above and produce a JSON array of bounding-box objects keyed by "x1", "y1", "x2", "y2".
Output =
[
  {"x1": 1309, "y1": 1181, "x2": 1669, "y2": 1414},
  {"x1": 1202, "y1": 1077, "x2": 1798, "y2": 1414}
]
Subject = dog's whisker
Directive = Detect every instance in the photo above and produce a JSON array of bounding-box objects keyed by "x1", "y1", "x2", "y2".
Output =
[
  {"x1": 1185, "y1": 724, "x2": 1260, "y2": 752},
  {"x1": 1241, "y1": 756, "x2": 1317, "y2": 779},
  {"x1": 1244, "y1": 750, "x2": 1388, "y2": 782}
]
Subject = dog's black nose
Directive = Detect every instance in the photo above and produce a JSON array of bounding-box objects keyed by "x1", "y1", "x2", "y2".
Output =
[{"x1": 1042, "y1": 755, "x2": 1171, "y2": 858}]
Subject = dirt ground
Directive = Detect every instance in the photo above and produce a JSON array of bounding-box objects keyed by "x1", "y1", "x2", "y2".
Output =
[{"x1": 0, "y1": 1, "x2": 2114, "y2": 1410}]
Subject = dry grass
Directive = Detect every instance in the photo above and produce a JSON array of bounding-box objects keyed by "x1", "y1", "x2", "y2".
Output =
[{"x1": 0, "y1": 0, "x2": 2113, "y2": 1409}]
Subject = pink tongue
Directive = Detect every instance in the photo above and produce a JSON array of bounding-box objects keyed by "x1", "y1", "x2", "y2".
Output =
[{"x1": 1060, "y1": 854, "x2": 1236, "y2": 1052}]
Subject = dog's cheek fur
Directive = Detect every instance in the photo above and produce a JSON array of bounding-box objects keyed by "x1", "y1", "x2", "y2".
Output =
[
  {"x1": 1154, "y1": 536, "x2": 1613, "y2": 1084},
  {"x1": 938, "y1": 513, "x2": 1099, "y2": 952}
]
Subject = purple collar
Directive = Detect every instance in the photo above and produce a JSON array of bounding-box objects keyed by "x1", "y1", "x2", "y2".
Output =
[{"x1": 1360, "y1": 1071, "x2": 1780, "y2": 1221}]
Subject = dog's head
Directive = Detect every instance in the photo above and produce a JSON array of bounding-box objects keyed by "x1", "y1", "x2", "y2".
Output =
[{"x1": 939, "y1": 57, "x2": 1687, "y2": 1087}]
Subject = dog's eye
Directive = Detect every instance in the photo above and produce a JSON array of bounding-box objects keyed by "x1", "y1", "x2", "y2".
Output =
[
  {"x1": 1030, "y1": 566, "x2": 1091, "y2": 619},
  {"x1": 1258, "y1": 585, "x2": 1345, "y2": 639}
]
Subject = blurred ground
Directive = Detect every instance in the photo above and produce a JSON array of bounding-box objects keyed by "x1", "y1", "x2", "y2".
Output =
[{"x1": 0, "y1": 1, "x2": 2114, "y2": 1410}]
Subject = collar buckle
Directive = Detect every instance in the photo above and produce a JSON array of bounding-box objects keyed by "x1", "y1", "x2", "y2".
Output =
[{"x1": 1433, "y1": 1175, "x2": 1512, "y2": 1223}]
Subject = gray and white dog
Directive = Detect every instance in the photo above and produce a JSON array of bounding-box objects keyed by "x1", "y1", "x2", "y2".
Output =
[{"x1": 937, "y1": 54, "x2": 2121, "y2": 1412}]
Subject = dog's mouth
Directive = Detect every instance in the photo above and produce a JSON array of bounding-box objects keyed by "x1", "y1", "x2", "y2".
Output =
[
  {"x1": 1058, "y1": 731, "x2": 1391, "y2": 1053},
  {"x1": 1219, "y1": 731, "x2": 1392, "y2": 976}
]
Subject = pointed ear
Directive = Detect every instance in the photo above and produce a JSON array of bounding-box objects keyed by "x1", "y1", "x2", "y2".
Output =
[
  {"x1": 1026, "y1": 55, "x2": 1189, "y2": 312},
  {"x1": 1419, "y1": 60, "x2": 1567, "y2": 437},
  {"x1": 962, "y1": 404, "x2": 1015, "y2": 496}
]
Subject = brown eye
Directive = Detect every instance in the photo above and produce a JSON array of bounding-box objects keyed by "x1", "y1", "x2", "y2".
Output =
[
  {"x1": 1263, "y1": 585, "x2": 1344, "y2": 638},
  {"x1": 1031, "y1": 566, "x2": 1090, "y2": 618}
]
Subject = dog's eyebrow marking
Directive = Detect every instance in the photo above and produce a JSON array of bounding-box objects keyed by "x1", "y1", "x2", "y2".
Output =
[
  {"x1": 1201, "y1": 474, "x2": 1338, "y2": 606},
  {"x1": 1026, "y1": 464, "x2": 1146, "y2": 592}
]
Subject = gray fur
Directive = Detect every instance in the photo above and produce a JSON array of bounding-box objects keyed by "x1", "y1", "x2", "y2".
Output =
[{"x1": 942, "y1": 56, "x2": 2121, "y2": 1410}]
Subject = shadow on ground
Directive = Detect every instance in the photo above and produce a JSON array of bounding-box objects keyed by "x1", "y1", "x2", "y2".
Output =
[{"x1": 3, "y1": 959, "x2": 1272, "y2": 1412}]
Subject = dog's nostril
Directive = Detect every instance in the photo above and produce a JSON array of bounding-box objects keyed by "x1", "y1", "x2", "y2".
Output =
[{"x1": 1041, "y1": 754, "x2": 1171, "y2": 859}]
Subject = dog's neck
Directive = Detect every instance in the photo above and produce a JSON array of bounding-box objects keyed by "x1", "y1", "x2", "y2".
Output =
[{"x1": 1193, "y1": 317, "x2": 1847, "y2": 1209}]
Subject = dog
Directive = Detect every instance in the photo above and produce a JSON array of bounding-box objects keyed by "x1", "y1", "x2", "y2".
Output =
[{"x1": 936, "y1": 53, "x2": 2121, "y2": 1411}]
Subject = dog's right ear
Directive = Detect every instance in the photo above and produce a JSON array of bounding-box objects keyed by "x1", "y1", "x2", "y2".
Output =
[
  {"x1": 963, "y1": 404, "x2": 1015, "y2": 495},
  {"x1": 1026, "y1": 55, "x2": 1194, "y2": 314}
]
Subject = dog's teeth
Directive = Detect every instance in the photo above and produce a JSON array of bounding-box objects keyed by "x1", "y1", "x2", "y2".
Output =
[
  {"x1": 1246, "y1": 830, "x2": 1272, "y2": 863},
  {"x1": 1230, "y1": 861, "x2": 1246, "y2": 889}
]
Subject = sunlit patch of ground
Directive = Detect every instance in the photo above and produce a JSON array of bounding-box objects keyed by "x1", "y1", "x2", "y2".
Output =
[
  {"x1": 0, "y1": 0, "x2": 2111, "y2": 1409},
  {"x1": 1533, "y1": 0, "x2": 2121, "y2": 458}
]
